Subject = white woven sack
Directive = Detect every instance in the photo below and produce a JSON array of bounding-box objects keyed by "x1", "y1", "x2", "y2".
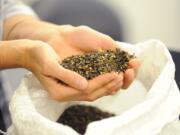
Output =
[{"x1": 6, "y1": 40, "x2": 180, "y2": 135}]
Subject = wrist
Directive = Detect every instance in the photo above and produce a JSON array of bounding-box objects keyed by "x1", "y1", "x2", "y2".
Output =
[
  {"x1": 4, "y1": 15, "x2": 61, "y2": 41},
  {"x1": 0, "y1": 40, "x2": 32, "y2": 69},
  {"x1": 3, "y1": 15, "x2": 40, "y2": 40},
  {"x1": 16, "y1": 40, "x2": 42, "y2": 71}
]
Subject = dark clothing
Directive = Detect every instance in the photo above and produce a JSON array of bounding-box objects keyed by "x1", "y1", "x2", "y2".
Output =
[
  {"x1": 0, "y1": 75, "x2": 6, "y2": 133},
  {"x1": 0, "y1": 73, "x2": 12, "y2": 132}
]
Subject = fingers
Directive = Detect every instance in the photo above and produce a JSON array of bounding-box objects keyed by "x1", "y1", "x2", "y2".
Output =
[
  {"x1": 47, "y1": 72, "x2": 123, "y2": 102},
  {"x1": 122, "y1": 59, "x2": 140, "y2": 89},
  {"x1": 47, "y1": 62, "x2": 139, "y2": 102},
  {"x1": 122, "y1": 68, "x2": 135, "y2": 89},
  {"x1": 87, "y1": 72, "x2": 119, "y2": 92},
  {"x1": 108, "y1": 73, "x2": 124, "y2": 94},
  {"x1": 86, "y1": 75, "x2": 123, "y2": 100},
  {"x1": 88, "y1": 26, "x2": 119, "y2": 50},
  {"x1": 58, "y1": 67, "x2": 88, "y2": 90},
  {"x1": 44, "y1": 58, "x2": 140, "y2": 102},
  {"x1": 85, "y1": 59, "x2": 140, "y2": 91},
  {"x1": 98, "y1": 34, "x2": 119, "y2": 50},
  {"x1": 76, "y1": 73, "x2": 123, "y2": 101},
  {"x1": 69, "y1": 26, "x2": 119, "y2": 52},
  {"x1": 67, "y1": 73, "x2": 123, "y2": 101},
  {"x1": 42, "y1": 76, "x2": 82, "y2": 101},
  {"x1": 49, "y1": 63, "x2": 88, "y2": 91},
  {"x1": 65, "y1": 72, "x2": 120, "y2": 101},
  {"x1": 128, "y1": 59, "x2": 141, "y2": 74}
]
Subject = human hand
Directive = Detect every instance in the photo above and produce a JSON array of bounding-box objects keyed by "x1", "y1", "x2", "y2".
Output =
[
  {"x1": 4, "y1": 15, "x2": 140, "y2": 98},
  {"x1": 24, "y1": 40, "x2": 123, "y2": 101},
  {"x1": 36, "y1": 25, "x2": 140, "y2": 90},
  {"x1": 25, "y1": 24, "x2": 140, "y2": 92}
]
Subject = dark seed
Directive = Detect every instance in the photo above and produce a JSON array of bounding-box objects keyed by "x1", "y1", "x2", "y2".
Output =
[{"x1": 57, "y1": 105, "x2": 115, "y2": 134}]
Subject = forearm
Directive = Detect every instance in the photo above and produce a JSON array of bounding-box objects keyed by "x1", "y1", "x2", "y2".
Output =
[
  {"x1": 0, "y1": 40, "x2": 29, "y2": 69},
  {"x1": 3, "y1": 15, "x2": 58, "y2": 41}
]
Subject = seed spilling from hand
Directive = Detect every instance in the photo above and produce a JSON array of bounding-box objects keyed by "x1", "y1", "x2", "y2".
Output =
[
  {"x1": 60, "y1": 48, "x2": 135, "y2": 80},
  {"x1": 57, "y1": 105, "x2": 115, "y2": 134}
]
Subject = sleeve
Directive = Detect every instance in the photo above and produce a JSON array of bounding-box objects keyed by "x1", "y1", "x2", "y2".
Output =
[
  {"x1": 0, "y1": 0, "x2": 37, "y2": 40},
  {"x1": 1, "y1": 0, "x2": 36, "y2": 19}
]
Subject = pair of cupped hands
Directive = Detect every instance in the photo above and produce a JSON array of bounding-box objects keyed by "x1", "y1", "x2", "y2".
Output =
[{"x1": 8, "y1": 19, "x2": 140, "y2": 102}]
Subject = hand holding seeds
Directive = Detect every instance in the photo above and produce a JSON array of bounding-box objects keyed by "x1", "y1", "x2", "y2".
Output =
[
  {"x1": 43, "y1": 25, "x2": 140, "y2": 100},
  {"x1": 8, "y1": 17, "x2": 140, "y2": 101},
  {"x1": 4, "y1": 15, "x2": 139, "y2": 101}
]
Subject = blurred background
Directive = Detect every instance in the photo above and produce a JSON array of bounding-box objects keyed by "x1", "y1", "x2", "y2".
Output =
[{"x1": 3, "y1": 0, "x2": 180, "y2": 91}]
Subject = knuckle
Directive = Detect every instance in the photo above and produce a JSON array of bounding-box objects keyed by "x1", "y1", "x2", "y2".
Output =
[
  {"x1": 104, "y1": 35, "x2": 112, "y2": 40},
  {"x1": 59, "y1": 25, "x2": 74, "y2": 32},
  {"x1": 101, "y1": 35, "x2": 116, "y2": 47},
  {"x1": 64, "y1": 24, "x2": 74, "y2": 28},
  {"x1": 78, "y1": 25, "x2": 90, "y2": 31}
]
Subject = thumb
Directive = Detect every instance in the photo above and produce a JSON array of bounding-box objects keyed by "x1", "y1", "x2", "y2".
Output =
[{"x1": 51, "y1": 63, "x2": 88, "y2": 90}]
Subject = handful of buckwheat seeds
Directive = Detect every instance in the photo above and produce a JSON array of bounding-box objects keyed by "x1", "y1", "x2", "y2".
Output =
[{"x1": 61, "y1": 48, "x2": 135, "y2": 80}]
